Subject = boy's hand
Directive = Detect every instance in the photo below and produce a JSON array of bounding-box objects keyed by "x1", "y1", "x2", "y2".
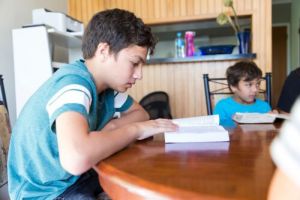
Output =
[
  {"x1": 135, "y1": 119, "x2": 178, "y2": 140},
  {"x1": 269, "y1": 109, "x2": 279, "y2": 114}
]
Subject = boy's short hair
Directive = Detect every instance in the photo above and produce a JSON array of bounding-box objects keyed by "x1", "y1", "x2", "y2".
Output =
[
  {"x1": 226, "y1": 60, "x2": 262, "y2": 87},
  {"x1": 82, "y1": 8, "x2": 157, "y2": 59}
]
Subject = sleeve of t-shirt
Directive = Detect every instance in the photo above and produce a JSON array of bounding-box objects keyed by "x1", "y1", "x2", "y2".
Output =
[
  {"x1": 262, "y1": 100, "x2": 271, "y2": 112},
  {"x1": 213, "y1": 100, "x2": 227, "y2": 121},
  {"x1": 114, "y1": 91, "x2": 133, "y2": 112},
  {"x1": 46, "y1": 75, "x2": 93, "y2": 131},
  {"x1": 270, "y1": 98, "x2": 300, "y2": 187}
]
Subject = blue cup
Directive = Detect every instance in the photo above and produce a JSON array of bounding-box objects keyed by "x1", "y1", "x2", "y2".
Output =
[{"x1": 237, "y1": 31, "x2": 250, "y2": 54}]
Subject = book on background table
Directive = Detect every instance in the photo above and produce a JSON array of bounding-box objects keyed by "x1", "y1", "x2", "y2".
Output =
[
  {"x1": 164, "y1": 115, "x2": 229, "y2": 143},
  {"x1": 232, "y1": 112, "x2": 290, "y2": 124}
]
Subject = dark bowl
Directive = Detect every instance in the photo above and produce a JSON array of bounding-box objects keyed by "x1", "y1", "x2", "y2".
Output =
[{"x1": 198, "y1": 45, "x2": 236, "y2": 55}]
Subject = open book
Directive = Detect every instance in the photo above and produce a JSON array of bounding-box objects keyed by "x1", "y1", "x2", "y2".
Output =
[
  {"x1": 232, "y1": 112, "x2": 290, "y2": 124},
  {"x1": 164, "y1": 115, "x2": 229, "y2": 143}
]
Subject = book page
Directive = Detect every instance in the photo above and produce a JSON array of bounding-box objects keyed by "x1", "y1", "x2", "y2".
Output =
[
  {"x1": 164, "y1": 115, "x2": 229, "y2": 143},
  {"x1": 175, "y1": 125, "x2": 226, "y2": 133},
  {"x1": 164, "y1": 124, "x2": 229, "y2": 143},
  {"x1": 172, "y1": 115, "x2": 219, "y2": 127}
]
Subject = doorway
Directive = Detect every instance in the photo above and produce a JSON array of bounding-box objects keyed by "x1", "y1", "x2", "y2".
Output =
[{"x1": 272, "y1": 25, "x2": 288, "y2": 108}]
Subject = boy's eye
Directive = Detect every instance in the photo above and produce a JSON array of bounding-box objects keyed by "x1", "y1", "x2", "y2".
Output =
[
  {"x1": 257, "y1": 81, "x2": 261, "y2": 86},
  {"x1": 131, "y1": 62, "x2": 139, "y2": 67}
]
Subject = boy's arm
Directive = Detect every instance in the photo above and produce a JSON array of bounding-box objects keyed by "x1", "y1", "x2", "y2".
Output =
[
  {"x1": 55, "y1": 111, "x2": 177, "y2": 175},
  {"x1": 102, "y1": 101, "x2": 149, "y2": 131}
]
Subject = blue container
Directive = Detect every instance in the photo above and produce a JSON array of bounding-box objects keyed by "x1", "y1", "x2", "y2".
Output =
[
  {"x1": 198, "y1": 45, "x2": 235, "y2": 55},
  {"x1": 237, "y1": 31, "x2": 250, "y2": 54}
]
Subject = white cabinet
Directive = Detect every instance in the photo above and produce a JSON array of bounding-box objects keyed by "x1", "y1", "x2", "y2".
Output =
[{"x1": 12, "y1": 25, "x2": 82, "y2": 116}]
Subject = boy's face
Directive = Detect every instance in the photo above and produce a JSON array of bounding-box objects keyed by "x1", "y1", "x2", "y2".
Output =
[
  {"x1": 231, "y1": 78, "x2": 261, "y2": 104},
  {"x1": 105, "y1": 45, "x2": 148, "y2": 92}
]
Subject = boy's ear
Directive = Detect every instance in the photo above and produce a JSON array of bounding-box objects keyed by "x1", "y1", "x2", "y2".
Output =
[
  {"x1": 95, "y1": 42, "x2": 110, "y2": 59},
  {"x1": 230, "y1": 85, "x2": 237, "y2": 93}
]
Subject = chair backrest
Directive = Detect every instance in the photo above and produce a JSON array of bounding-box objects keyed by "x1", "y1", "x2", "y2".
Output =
[
  {"x1": 0, "y1": 75, "x2": 10, "y2": 189},
  {"x1": 0, "y1": 75, "x2": 8, "y2": 113},
  {"x1": 139, "y1": 91, "x2": 173, "y2": 119},
  {"x1": 203, "y1": 73, "x2": 272, "y2": 115}
]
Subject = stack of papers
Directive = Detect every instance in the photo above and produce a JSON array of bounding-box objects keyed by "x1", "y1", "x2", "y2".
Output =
[
  {"x1": 164, "y1": 115, "x2": 229, "y2": 143},
  {"x1": 232, "y1": 113, "x2": 289, "y2": 124}
]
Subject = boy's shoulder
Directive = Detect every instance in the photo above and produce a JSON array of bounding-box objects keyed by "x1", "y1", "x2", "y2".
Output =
[
  {"x1": 214, "y1": 97, "x2": 235, "y2": 110},
  {"x1": 57, "y1": 60, "x2": 88, "y2": 76},
  {"x1": 53, "y1": 60, "x2": 95, "y2": 86},
  {"x1": 216, "y1": 96, "x2": 234, "y2": 105},
  {"x1": 254, "y1": 98, "x2": 269, "y2": 105}
]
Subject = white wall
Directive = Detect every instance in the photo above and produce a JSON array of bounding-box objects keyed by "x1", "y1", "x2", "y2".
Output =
[
  {"x1": 291, "y1": 0, "x2": 300, "y2": 70},
  {"x1": 0, "y1": 0, "x2": 67, "y2": 126},
  {"x1": 0, "y1": 1, "x2": 67, "y2": 199}
]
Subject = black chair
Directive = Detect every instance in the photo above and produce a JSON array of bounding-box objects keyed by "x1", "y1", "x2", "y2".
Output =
[
  {"x1": 139, "y1": 91, "x2": 173, "y2": 119},
  {"x1": 203, "y1": 73, "x2": 272, "y2": 115},
  {"x1": 0, "y1": 75, "x2": 8, "y2": 113}
]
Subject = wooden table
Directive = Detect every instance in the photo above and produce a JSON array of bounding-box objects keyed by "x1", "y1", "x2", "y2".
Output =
[{"x1": 94, "y1": 124, "x2": 280, "y2": 200}]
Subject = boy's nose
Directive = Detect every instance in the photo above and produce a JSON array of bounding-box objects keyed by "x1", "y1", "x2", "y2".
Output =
[
  {"x1": 133, "y1": 65, "x2": 143, "y2": 80},
  {"x1": 251, "y1": 85, "x2": 259, "y2": 92}
]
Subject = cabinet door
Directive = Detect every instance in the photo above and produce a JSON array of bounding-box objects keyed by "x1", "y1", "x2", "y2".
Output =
[
  {"x1": 12, "y1": 26, "x2": 82, "y2": 116},
  {"x1": 68, "y1": 0, "x2": 226, "y2": 25},
  {"x1": 12, "y1": 27, "x2": 53, "y2": 115}
]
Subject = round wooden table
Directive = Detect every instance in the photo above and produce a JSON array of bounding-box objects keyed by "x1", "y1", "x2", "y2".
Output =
[{"x1": 95, "y1": 124, "x2": 280, "y2": 200}]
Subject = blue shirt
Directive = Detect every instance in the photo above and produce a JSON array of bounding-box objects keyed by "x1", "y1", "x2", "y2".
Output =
[
  {"x1": 7, "y1": 60, "x2": 133, "y2": 200},
  {"x1": 213, "y1": 97, "x2": 271, "y2": 126}
]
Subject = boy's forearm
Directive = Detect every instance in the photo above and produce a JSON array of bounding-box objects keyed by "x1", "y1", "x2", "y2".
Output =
[
  {"x1": 58, "y1": 107, "x2": 148, "y2": 174},
  {"x1": 58, "y1": 120, "x2": 140, "y2": 175},
  {"x1": 87, "y1": 124, "x2": 139, "y2": 162},
  {"x1": 103, "y1": 106, "x2": 149, "y2": 131},
  {"x1": 117, "y1": 108, "x2": 149, "y2": 125},
  {"x1": 57, "y1": 111, "x2": 177, "y2": 175}
]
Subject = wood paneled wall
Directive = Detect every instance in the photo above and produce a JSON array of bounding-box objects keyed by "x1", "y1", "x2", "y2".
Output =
[
  {"x1": 128, "y1": 61, "x2": 237, "y2": 118},
  {"x1": 68, "y1": 0, "x2": 272, "y2": 118},
  {"x1": 69, "y1": 0, "x2": 257, "y2": 24}
]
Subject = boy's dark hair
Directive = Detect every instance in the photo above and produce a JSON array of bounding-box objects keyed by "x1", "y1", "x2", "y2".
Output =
[
  {"x1": 226, "y1": 60, "x2": 262, "y2": 87},
  {"x1": 82, "y1": 8, "x2": 157, "y2": 59}
]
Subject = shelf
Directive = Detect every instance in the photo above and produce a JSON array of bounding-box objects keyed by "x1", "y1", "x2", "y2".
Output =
[
  {"x1": 146, "y1": 53, "x2": 256, "y2": 64},
  {"x1": 151, "y1": 17, "x2": 251, "y2": 41},
  {"x1": 48, "y1": 28, "x2": 82, "y2": 48},
  {"x1": 13, "y1": 25, "x2": 82, "y2": 116},
  {"x1": 52, "y1": 62, "x2": 67, "y2": 69}
]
